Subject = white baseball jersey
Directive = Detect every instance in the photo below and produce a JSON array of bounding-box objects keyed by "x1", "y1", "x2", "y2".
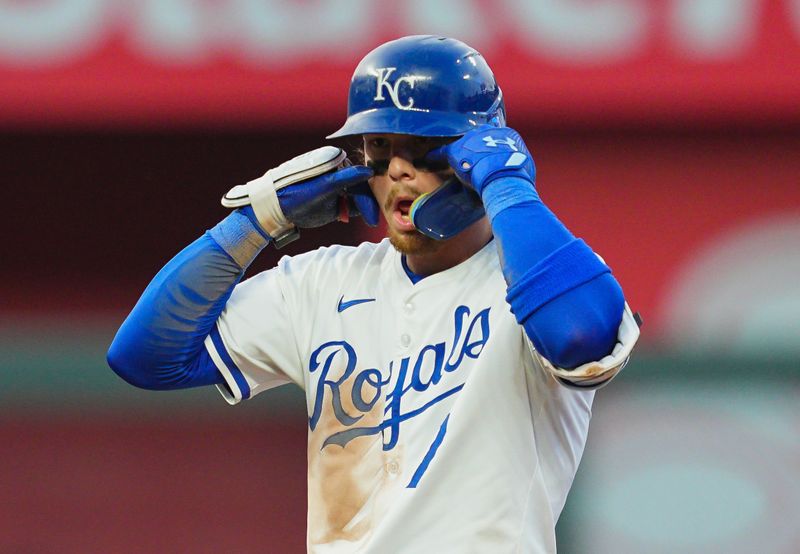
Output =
[{"x1": 204, "y1": 238, "x2": 636, "y2": 553}]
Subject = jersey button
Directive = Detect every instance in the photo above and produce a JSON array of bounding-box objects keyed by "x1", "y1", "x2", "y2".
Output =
[
  {"x1": 403, "y1": 301, "x2": 414, "y2": 313},
  {"x1": 386, "y1": 460, "x2": 400, "y2": 475},
  {"x1": 400, "y1": 334, "x2": 411, "y2": 347}
]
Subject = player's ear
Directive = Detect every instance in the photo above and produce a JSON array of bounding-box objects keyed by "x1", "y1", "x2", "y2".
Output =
[{"x1": 351, "y1": 147, "x2": 365, "y2": 165}]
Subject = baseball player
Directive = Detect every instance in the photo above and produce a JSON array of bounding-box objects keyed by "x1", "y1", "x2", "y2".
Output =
[{"x1": 108, "y1": 35, "x2": 639, "y2": 553}]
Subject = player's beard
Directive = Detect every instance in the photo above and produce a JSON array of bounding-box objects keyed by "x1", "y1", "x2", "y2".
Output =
[{"x1": 387, "y1": 227, "x2": 441, "y2": 255}]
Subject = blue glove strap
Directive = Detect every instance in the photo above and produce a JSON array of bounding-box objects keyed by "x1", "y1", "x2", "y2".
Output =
[
  {"x1": 505, "y1": 239, "x2": 611, "y2": 325},
  {"x1": 481, "y1": 176, "x2": 540, "y2": 223}
]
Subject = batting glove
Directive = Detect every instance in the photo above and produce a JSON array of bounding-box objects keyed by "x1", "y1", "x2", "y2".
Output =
[
  {"x1": 221, "y1": 146, "x2": 378, "y2": 248},
  {"x1": 409, "y1": 126, "x2": 536, "y2": 240},
  {"x1": 425, "y1": 125, "x2": 536, "y2": 196}
]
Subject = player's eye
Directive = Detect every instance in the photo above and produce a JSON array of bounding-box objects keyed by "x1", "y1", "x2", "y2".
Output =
[
  {"x1": 416, "y1": 136, "x2": 456, "y2": 153},
  {"x1": 367, "y1": 137, "x2": 389, "y2": 149},
  {"x1": 410, "y1": 137, "x2": 453, "y2": 172},
  {"x1": 412, "y1": 137, "x2": 439, "y2": 152},
  {"x1": 416, "y1": 136, "x2": 450, "y2": 148}
]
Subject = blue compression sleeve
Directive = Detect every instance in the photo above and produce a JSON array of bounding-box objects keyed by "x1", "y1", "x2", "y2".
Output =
[
  {"x1": 107, "y1": 209, "x2": 269, "y2": 390},
  {"x1": 482, "y1": 177, "x2": 624, "y2": 369}
]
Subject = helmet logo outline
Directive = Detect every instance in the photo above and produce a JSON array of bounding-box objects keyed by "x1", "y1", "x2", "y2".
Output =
[{"x1": 373, "y1": 67, "x2": 428, "y2": 111}]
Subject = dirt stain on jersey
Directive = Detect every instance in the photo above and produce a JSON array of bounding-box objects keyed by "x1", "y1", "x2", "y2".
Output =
[
  {"x1": 306, "y1": 367, "x2": 390, "y2": 546},
  {"x1": 581, "y1": 362, "x2": 604, "y2": 376}
]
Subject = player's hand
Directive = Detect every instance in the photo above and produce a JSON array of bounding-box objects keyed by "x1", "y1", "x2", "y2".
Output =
[
  {"x1": 221, "y1": 146, "x2": 378, "y2": 247},
  {"x1": 425, "y1": 126, "x2": 536, "y2": 196}
]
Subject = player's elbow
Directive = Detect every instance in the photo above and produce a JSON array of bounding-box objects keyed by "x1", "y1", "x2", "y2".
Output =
[
  {"x1": 525, "y1": 274, "x2": 625, "y2": 369},
  {"x1": 106, "y1": 338, "x2": 162, "y2": 390},
  {"x1": 534, "y1": 319, "x2": 619, "y2": 369}
]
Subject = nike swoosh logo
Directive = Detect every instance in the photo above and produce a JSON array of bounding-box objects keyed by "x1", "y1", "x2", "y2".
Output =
[{"x1": 337, "y1": 295, "x2": 376, "y2": 313}]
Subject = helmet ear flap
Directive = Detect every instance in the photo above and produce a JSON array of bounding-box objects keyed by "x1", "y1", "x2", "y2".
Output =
[{"x1": 410, "y1": 178, "x2": 485, "y2": 240}]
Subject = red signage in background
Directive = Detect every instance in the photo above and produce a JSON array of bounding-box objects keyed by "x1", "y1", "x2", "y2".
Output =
[{"x1": 1, "y1": 0, "x2": 799, "y2": 128}]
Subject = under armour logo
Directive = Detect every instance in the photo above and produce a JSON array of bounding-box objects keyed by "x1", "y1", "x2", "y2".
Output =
[
  {"x1": 374, "y1": 67, "x2": 425, "y2": 110},
  {"x1": 482, "y1": 136, "x2": 518, "y2": 150}
]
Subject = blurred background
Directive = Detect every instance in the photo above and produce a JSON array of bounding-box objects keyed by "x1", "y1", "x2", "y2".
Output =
[{"x1": 1, "y1": 1, "x2": 798, "y2": 552}]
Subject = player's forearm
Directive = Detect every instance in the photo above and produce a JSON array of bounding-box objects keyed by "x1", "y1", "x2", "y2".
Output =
[
  {"x1": 483, "y1": 177, "x2": 624, "y2": 369},
  {"x1": 107, "y1": 210, "x2": 269, "y2": 389}
]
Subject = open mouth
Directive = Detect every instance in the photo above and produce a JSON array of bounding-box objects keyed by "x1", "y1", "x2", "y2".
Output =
[{"x1": 392, "y1": 198, "x2": 417, "y2": 230}]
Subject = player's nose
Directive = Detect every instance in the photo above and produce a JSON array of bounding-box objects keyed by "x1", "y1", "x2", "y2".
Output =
[{"x1": 387, "y1": 152, "x2": 416, "y2": 182}]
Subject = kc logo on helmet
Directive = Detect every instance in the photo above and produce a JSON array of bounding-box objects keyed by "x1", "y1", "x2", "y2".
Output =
[{"x1": 373, "y1": 67, "x2": 428, "y2": 110}]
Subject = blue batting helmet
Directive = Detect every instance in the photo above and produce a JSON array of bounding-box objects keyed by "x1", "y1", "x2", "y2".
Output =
[{"x1": 327, "y1": 35, "x2": 505, "y2": 139}]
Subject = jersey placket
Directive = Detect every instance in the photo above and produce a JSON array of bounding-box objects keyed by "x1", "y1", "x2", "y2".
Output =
[{"x1": 380, "y1": 288, "x2": 419, "y2": 484}]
